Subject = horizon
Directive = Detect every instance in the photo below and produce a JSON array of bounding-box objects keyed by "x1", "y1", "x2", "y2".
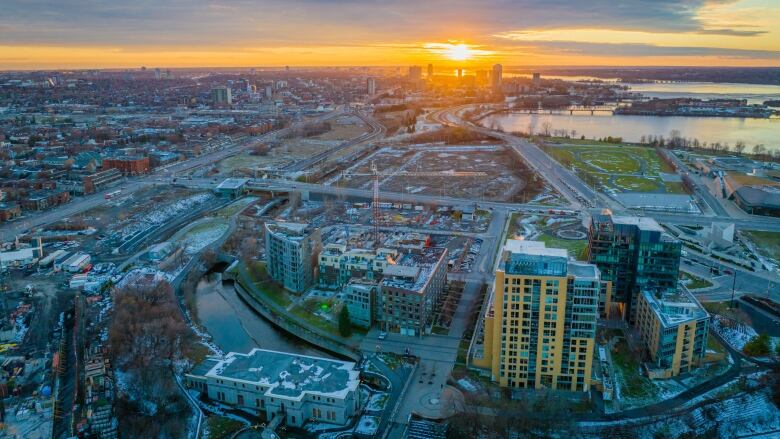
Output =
[{"x1": 1, "y1": 0, "x2": 779, "y2": 70}]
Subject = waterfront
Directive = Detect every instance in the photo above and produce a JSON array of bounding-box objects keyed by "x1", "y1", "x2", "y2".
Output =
[
  {"x1": 627, "y1": 82, "x2": 780, "y2": 105},
  {"x1": 194, "y1": 273, "x2": 329, "y2": 357},
  {"x1": 482, "y1": 112, "x2": 780, "y2": 151}
]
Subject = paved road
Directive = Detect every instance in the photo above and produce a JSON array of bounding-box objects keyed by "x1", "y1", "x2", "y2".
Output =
[
  {"x1": 428, "y1": 106, "x2": 620, "y2": 210},
  {"x1": 0, "y1": 109, "x2": 345, "y2": 239},
  {"x1": 358, "y1": 209, "x2": 507, "y2": 435},
  {"x1": 283, "y1": 109, "x2": 385, "y2": 172},
  {"x1": 173, "y1": 176, "x2": 780, "y2": 233}
]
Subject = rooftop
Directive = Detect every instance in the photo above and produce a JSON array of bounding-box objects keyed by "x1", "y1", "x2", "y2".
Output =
[
  {"x1": 266, "y1": 222, "x2": 316, "y2": 240},
  {"x1": 200, "y1": 349, "x2": 359, "y2": 401},
  {"x1": 380, "y1": 247, "x2": 446, "y2": 292},
  {"x1": 503, "y1": 239, "x2": 568, "y2": 258},
  {"x1": 641, "y1": 287, "x2": 708, "y2": 328},
  {"x1": 608, "y1": 215, "x2": 665, "y2": 233}
]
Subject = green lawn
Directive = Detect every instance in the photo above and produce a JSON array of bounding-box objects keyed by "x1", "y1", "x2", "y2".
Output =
[
  {"x1": 680, "y1": 271, "x2": 713, "y2": 290},
  {"x1": 664, "y1": 181, "x2": 689, "y2": 194},
  {"x1": 579, "y1": 150, "x2": 641, "y2": 173},
  {"x1": 543, "y1": 143, "x2": 675, "y2": 193},
  {"x1": 538, "y1": 233, "x2": 588, "y2": 260},
  {"x1": 207, "y1": 416, "x2": 244, "y2": 439},
  {"x1": 707, "y1": 334, "x2": 727, "y2": 356},
  {"x1": 743, "y1": 230, "x2": 780, "y2": 262},
  {"x1": 244, "y1": 261, "x2": 292, "y2": 307},
  {"x1": 289, "y1": 299, "x2": 340, "y2": 336},
  {"x1": 614, "y1": 175, "x2": 662, "y2": 192},
  {"x1": 611, "y1": 340, "x2": 657, "y2": 399}
]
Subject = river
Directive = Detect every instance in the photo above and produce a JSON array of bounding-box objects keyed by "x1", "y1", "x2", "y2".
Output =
[
  {"x1": 194, "y1": 272, "x2": 329, "y2": 357},
  {"x1": 481, "y1": 112, "x2": 780, "y2": 151}
]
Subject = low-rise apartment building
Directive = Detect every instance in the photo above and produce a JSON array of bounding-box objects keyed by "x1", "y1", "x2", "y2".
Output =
[
  {"x1": 379, "y1": 247, "x2": 448, "y2": 337},
  {"x1": 318, "y1": 243, "x2": 398, "y2": 289}
]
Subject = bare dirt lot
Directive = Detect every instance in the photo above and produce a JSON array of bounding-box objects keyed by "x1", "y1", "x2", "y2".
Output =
[{"x1": 333, "y1": 144, "x2": 546, "y2": 202}]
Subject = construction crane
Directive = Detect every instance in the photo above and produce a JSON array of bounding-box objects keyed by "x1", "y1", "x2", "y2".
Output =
[{"x1": 341, "y1": 161, "x2": 486, "y2": 248}]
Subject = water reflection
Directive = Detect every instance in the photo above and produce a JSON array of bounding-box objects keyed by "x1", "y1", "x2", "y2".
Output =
[{"x1": 195, "y1": 273, "x2": 329, "y2": 357}]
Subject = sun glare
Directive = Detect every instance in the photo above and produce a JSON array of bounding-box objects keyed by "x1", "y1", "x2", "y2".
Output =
[{"x1": 446, "y1": 44, "x2": 472, "y2": 61}]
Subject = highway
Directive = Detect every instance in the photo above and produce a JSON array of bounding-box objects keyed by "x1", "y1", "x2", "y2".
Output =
[
  {"x1": 428, "y1": 106, "x2": 607, "y2": 209},
  {"x1": 157, "y1": 176, "x2": 780, "y2": 233}
]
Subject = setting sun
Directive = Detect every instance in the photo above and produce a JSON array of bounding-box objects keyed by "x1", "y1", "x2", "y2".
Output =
[{"x1": 446, "y1": 43, "x2": 472, "y2": 61}]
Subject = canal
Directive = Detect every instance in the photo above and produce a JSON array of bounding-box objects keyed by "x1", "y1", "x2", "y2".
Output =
[{"x1": 194, "y1": 272, "x2": 330, "y2": 358}]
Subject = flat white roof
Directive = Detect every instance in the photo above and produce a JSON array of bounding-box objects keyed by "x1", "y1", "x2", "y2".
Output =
[
  {"x1": 611, "y1": 215, "x2": 665, "y2": 232},
  {"x1": 504, "y1": 239, "x2": 568, "y2": 258}
]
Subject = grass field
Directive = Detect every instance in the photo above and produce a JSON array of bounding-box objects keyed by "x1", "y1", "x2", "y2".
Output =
[
  {"x1": 680, "y1": 271, "x2": 713, "y2": 290},
  {"x1": 543, "y1": 142, "x2": 677, "y2": 193},
  {"x1": 538, "y1": 233, "x2": 588, "y2": 260},
  {"x1": 245, "y1": 261, "x2": 292, "y2": 307},
  {"x1": 614, "y1": 175, "x2": 662, "y2": 192},
  {"x1": 611, "y1": 340, "x2": 657, "y2": 400},
  {"x1": 742, "y1": 230, "x2": 780, "y2": 262},
  {"x1": 207, "y1": 416, "x2": 244, "y2": 439}
]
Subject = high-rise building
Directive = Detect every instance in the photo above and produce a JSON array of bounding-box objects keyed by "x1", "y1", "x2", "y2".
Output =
[
  {"x1": 476, "y1": 70, "x2": 488, "y2": 86},
  {"x1": 264, "y1": 222, "x2": 322, "y2": 294},
  {"x1": 532, "y1": 72, "x2": 541, "y2": 89},
  {"x1": 588, "y1": 214, "x2": 681, "y2": 321},
  {"x1": 211, "y1": 86, "x2": 232, "y2": 105},
  {"x1": 474, "y1": 240, "x2": 608, "y2": 392},
  {"x1": 408, "y1": 66, "x2": 422, "y2": 82},
  {"x1": 635, "y1": 287, "x2": 709, "y2": 378},
  {"x1": 491, "y1": 64, "x2": 503, "y2": 91},
  {"x1": 427, "y1": 63, "x2": 434, "y2": 79},
  {"x1": 366, "y1": 77, "x2": 376, "y2": 95}
]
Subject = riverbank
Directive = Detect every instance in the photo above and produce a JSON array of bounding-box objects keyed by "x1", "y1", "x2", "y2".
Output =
[
  {"x1": 481, "y1": 111, "x2": 780, "y2": 151},
  {"x1": 226, "y1": 261, "x2": 364, "y2": 362},
  {"x1": 194, "y1": 271, "x2": 329, "y2": 357}
]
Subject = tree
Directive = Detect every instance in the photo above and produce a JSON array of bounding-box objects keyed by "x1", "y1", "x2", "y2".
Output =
[
  {"x1": 109, "y1": 277, "x2": 193, "y2": 438},
  {"x1": 735, "y1": 141, "x2": 746, "y2": 155},
  {"x1": 338, "y1": 305, "x2": 352, "y2": 337},
  {"x1": 744, "y1": 334, "x2": 771, "y2": 356}
]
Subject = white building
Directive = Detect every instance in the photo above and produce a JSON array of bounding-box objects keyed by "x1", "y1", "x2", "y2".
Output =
[
  {"x1": 0, "y1": 237, "x2": 43, "y2": 270},
  {"x1": 185, "y1": 349, "x2": 361, "y2": 428}
]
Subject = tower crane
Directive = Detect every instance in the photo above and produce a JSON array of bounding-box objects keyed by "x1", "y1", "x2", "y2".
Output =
[{"x1": 341, "y1": 161, "x2": 486, "y2": 248}]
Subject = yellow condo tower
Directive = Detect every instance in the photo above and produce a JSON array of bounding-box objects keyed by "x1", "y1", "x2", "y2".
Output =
[{"x1": 474, "y1": 240, "x2": 610, "y2": 392}]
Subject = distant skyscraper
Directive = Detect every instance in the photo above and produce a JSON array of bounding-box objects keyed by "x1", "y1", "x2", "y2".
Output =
[
  {"x1": 408, "y1": 66, "x2": 422, "y2": 82},
  {"x1": 427, "y1": 63, "x2": 433, "y2": 79},
  {"x1": 532, "y1": 72, "x2": 541, "y2": 89},
  {"x1": 366, "y1": 77, "x2": 376, "y2": 95},
  {"x1": 491, "y1": 64, "x2": 503, "y2": 91},
  {"x1": 476, "y1": 70, "x2": 488, "y2": 86},
  {"x1": 211, "y1": 86, "x2": 232, "y2": 105}
]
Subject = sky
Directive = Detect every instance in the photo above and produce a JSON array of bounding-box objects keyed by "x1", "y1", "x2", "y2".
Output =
[{"x1": 0, "y1": 0, "x2": 779, "y2": 70}]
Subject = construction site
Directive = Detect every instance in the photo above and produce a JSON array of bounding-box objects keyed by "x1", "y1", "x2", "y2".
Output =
[{"x1": 329, "y1": 143, "x2": 551, "y2": 203}]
